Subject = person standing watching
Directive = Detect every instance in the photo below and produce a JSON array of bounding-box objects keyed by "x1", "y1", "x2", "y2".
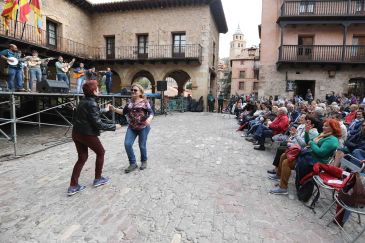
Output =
[
  {"x1": 68, "y1": 74, "x2": 116, "y2": 196},
  {"x1": 0, "y1": 44, "x2": 24, "y2": 91},
  {"x1": 218, "y1": 92, "x2": 224, "y2": 113},
  {"x1": 109, "y1": 83, "x2": 154, "y2": 173},
  {"x1": 105, "y1": 67, "x2": 113, "y2": 94},
  {"x1": 207, "y1": 91, "x2": 215, "y2": 112}
]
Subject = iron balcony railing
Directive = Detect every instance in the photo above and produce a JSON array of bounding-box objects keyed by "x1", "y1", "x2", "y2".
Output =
[
  {"x1": 0, "y1": 20, "x2": 202, "y2": 62},
  {"x1": 281, "y1": 0, "x2": 365, "y2": 17},
  {"x1": 93, "y1": 44, "x2": 203, "y2": 62},
  {"x1": 279, "y1": 45, "x2": 365, "y2": 63}
]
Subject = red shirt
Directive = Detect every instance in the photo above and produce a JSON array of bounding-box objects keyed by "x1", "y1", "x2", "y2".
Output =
[
  {"x1": 269, "y1": 114, "x2": 289, "y2": 135},
  {"x1": 345, "y1": 111, "x2": 356, "y2": 124}
]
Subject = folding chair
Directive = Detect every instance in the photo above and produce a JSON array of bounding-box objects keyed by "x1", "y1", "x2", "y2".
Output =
[
  {"x1": 316, "y1": 155, "x2": 365, "y2": 214},
  {"x1": 310, "y1": 155, "x2": 364, "y2": 213},
  {"x1": 325, "y1": 193, "x2": 365, "y2": 243}
]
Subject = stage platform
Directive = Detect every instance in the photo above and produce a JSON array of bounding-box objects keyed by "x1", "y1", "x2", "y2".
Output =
[{"x1": 0, "y1": 91, "x2": 163, "y2": 157}]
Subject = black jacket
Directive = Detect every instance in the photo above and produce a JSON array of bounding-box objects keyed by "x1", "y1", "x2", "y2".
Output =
[{"x1": 73, "y1": 96, "x2": 116, "y2": 136}]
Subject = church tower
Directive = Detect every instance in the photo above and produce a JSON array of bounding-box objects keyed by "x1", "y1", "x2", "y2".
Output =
[{"x1": 229, "y1": 25, "x2": 246, "y2": 59}]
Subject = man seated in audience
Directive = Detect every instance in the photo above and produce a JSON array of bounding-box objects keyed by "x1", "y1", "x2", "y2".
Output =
[
  {"x1": 287, "y1": 103, "x2": 300, "y2": 124},
  {"x1": 347, "y1": 110, "x2": 364, "y2": 136},
  {"x1": 333, "y1": 120, "x2": 365, "y2": 167},
  {"x1": 253, "y1": 107, "x2": 289, "y2": 151}
]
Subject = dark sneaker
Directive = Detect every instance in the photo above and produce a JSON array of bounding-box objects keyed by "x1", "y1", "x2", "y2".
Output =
[
  {"x1": 140, "y1": 161, "x2": 147, "y2": 170},
  {"x1": 254, "y1": 145, "x2": 265, "y2": 151},
  {"x1": 67, "y1": 184, "x2": 86, "y2": 196},
  {"x1": 93, "y1": 176, "x2": 110, "y2": 187},
  {"x1": 267, "y1": 169, "x2": 276, "y2": 174},
  {"x1": 125, "y1": 164, "x2": 138, "y2": 173}
]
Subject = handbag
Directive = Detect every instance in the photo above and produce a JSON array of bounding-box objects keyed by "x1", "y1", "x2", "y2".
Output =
[
  {"x1": 285, "y1": 144, "x2": 301, "y2": 162},
  {"x1": 338, "y1": 172, "x2": 365, "y2": 207}
]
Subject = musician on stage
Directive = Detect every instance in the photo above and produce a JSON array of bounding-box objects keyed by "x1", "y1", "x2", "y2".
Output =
[
  {"x1": 73, "y1": 63, "x2": 86, "y2": 93},
  {"x1": 55, "y1": 56, "x2": 75, "y2": 86},
  {"x1": 0, "y1": 44, "x2": 25, "y2": 92},
  {"x1": 24, "y1": 50, "x2": 45, "y2": 92}
]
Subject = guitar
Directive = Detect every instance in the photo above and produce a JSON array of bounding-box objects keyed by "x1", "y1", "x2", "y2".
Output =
[
  {"x1": 28, "y1": 57, "x2": 55, "y2": 68},
  {"x1": 73, "y1": 69, "x2": 85, "y2": 79},
  {"x1": 61, "y1": 58, "x2": 75, "y2": 73}
]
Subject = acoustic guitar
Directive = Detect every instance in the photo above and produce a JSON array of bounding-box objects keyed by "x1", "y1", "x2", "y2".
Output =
[
  {"x1": 73, "y1": 69, "x2": 85, "y2": 79},
  {"x1": 61, "y1": 58, "x2": 75, "y2": 73},
  {"x1": 28, "y1": 57, "x2": 55, "y2": 68}
]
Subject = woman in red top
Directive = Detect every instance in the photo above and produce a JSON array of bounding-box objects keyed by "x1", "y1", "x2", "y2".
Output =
[{"x1": 110, "y1": 83, "x2": 154, "y2": 173}]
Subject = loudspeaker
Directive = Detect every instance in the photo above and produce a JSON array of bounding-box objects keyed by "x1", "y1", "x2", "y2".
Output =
[
  {"x1": 120, "y1": 88, "x2": 131, "y2": 95},
  {"x1": 156, "y1": 81, "x2": 167, "y2": 91},
  {"x1": 37, "y1": 80, "x2": 69, "y2": 93}
]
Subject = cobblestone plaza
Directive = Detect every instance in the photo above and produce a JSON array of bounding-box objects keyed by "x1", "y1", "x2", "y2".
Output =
[{"x1": 1, "y1": 113, "x2": 363, "y2": 242}]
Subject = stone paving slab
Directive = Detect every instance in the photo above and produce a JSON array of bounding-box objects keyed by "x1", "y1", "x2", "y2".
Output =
[{"x1": 0, "y1": 112, "x2": 363, "y2": 242}]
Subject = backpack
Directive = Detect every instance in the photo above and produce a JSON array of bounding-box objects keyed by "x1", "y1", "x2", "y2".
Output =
[{"x1": 296, "y1": 177, "x2": 318, "y2": 203}]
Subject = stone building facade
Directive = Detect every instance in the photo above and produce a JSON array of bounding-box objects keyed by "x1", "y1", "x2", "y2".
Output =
[
  {"x1": 0, "y1": 0, "x2": 227, "y2": 104},
  {"x1": 260, "y1": 0, "x2": 365, "y2": 100},
  {"x1": 230, "y1": 47, "x2": 260, "y2": 97}
]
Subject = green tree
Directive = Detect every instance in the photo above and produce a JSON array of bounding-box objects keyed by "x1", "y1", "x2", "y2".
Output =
[{"x1": 135, "y1": 78, "x2": 151, "y2": 89}]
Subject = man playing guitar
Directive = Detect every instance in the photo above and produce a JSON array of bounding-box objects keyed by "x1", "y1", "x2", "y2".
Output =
[
  {"x1": 24, "y1": 50, "x2": 54, "y2": 92},
  {"x1": 55, "y1": 56, "x2": 75, "y2": 88},
  {"x1": 0, "y1": 44, "x2": 25, "y2": 91},
  {"x1": 73, "y1": 63, "x2": 86, "y2": 93}
]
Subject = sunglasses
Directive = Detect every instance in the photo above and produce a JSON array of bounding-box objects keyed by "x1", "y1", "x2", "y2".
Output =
[{"x1": 131, "y1": 89, "x2": 139, "y2": 92}]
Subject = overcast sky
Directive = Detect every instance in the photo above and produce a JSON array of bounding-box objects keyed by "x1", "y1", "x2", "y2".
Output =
[
  {"x1": 219, "y1": 0, "x2": 262, "y2": 58},
  {"x1": 88, "y1": 0, "x2": 262, "y2": 58}
]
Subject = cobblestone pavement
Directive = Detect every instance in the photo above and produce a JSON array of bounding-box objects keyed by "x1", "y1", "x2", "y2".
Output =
[{"x1": 0, "y1": 112, "x2": 363, "y2": 243}]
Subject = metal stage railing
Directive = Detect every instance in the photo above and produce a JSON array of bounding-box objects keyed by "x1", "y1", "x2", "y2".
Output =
[{"x1": 0, "y1": 92, "x2": 163, "y2": 158}]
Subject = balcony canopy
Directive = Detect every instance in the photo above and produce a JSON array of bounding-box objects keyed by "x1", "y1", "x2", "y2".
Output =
[{"x1": 69, "y1": 0, "x2": 228, "y2": 33}]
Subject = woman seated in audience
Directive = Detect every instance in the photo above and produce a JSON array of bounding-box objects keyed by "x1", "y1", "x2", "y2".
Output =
[
  {"x1": 267, "y1": 114, "x2": 318, "y2": 174},
  {"x1": 294, "y1": 118, "x2": 341, "y2": 185},
  {"x1": 268, "y1": 116, "x2": 320, "y2": 195}
]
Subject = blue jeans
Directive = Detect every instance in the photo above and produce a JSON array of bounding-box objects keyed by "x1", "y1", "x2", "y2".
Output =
[
  {"x1": 105, "y1": 80, "x2": 112, "y2": 94},
  {"x1": 8, "y1": 67, "x2": 23, "y2": 90},
  {"x1": 57, "y1": 73, "x2": 69, "y2": 86},
  {"x1": 124, "y1": 126, "x2": 151, "y2": 165},
  {"x1": 76, "y1": 76, "x2": 86, "y2": 93},
  {"x1": 29, "y1": 68, "x2": 42, "y2": 90}
]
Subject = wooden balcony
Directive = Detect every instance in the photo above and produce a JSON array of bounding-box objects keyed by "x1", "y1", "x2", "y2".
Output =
[
  {"x1": 0, "y1": 20, "x2": 202, "y2": 64},
  {"x1": 278, "y1": 45, "x2": 365, "y2": 64},
  {"x1": 279, "y1": 0, "x2": 365, "y2": 23}
]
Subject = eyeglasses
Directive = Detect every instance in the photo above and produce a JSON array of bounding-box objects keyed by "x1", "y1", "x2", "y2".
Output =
[{"x1": 131, "y1": 89, "x2": 139, "y2": 92}]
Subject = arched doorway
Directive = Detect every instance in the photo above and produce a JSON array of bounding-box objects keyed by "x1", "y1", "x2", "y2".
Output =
[
  {"x1": 111, "y1": 71, "x2": 122, "y2": 93},
  {"x1": 348, "y1": 78, "x2": 365, "y2": 97},
  {"x1": 131, "y1": 70, "x2": 155, "y2": 93},
  {"x1": 164, "y1": 70, "x2": 191, "y2": 97}
]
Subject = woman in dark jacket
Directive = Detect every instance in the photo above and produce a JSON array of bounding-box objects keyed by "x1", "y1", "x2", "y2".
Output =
[{"x1": 68, "y1": 78, "x2": 116, "y2": 196}]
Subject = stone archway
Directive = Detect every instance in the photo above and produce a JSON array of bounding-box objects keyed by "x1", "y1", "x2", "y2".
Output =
[
  {"x1": 163, "y1": 70, "x2": 191, "y2": 96},
  {"x1": 131, "y1": 70, "x2": 156, "y2": 93},
  {"x1": 111, "y1": 71, "x2": 122, "y2": 93},
  {"x1": 348, "y1": 77, "x2": 365, "y2": 97}
]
